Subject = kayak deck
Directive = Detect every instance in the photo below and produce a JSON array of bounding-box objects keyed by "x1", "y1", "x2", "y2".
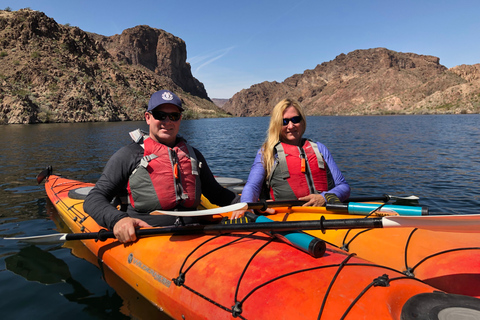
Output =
[
  {"x1": 44, "y1": 175, "x2": 480, "y2": 319},
  {"x1": 267, "y1": 206, "x2": 480, "y2": 298}
]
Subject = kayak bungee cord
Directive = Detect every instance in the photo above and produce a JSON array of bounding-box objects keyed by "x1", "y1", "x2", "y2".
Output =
[
  {"x1": 237, "y1": 260, "x2": 420, "y2": 320},
  {"x1": 44, "y1": 176, "x2": 93, "y2": 230},
  {"x1": 169, "y1": 229, "x2": 421, "y2": 319},
  {"x1": 232, "y1": 238, "x2": 274, "y2": 317},
  {"x1": 408, "y1": 246, "x2": 480, "y2": 278},
  {"x1": 340, "y1": 275, "x2": 410, "y2": 320},
  {"x1": 340, "y1": 229, "x2": 371, "y2": 252},
  {"x1": 332, "y1": 219, "x2": 480, "y2": 281},
  {"x1": 172, "y1": 233, "x2": 264, "y2": 320},
  {"x1": 318, "y1": 254, "x2": 355, "y2": 319},
  {"x1": 175, "y1": 234, "x2": 226, "y2": 279},
  {"x1": 404, "y1": 228, "x2": 419, "y2": 276},
  {"x1": 173, "y1": 233, "x2": 253, "y2": 286},
  {"x1": 339, "y1": 201, "x2": 388, "y2": 251}
]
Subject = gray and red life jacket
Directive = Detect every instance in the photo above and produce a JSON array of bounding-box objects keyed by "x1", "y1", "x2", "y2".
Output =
[
  {"x1": 266, "y1": 139, "x2": 334, "y2": 201},
  {"x1": 127, "y1": 129, "x2": 201, "y2": 212}
]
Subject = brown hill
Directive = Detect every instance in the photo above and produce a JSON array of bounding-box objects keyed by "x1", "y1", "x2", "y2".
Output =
[
  {"x1": 0, "y1": 9, "x2": 228, "y2": 124},
  {"x1": 211, "y1": 98, "x2": 230, "y2": 109},
  {"x1": 223, "y1": 48, "x2": 480, "y2": 116}
]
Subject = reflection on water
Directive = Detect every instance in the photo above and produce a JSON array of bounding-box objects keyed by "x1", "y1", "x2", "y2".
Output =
[{"x1": 1, "y1": 114, "x2": 479, "y2": 319}]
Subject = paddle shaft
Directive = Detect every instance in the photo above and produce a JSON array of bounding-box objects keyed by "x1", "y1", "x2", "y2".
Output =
[
  {"x1": 55, "y1": 218, "x2": 384, "y2": 242},
  {"x1": 247, "y1": 200, "x2": 428, "y2": 216},
  {"x1": 247, "y1": 200, "x2": 306, "y2": 211},
  {"x1": 246, "y1": 194, "x2": 419, "y2": 211},
  {"x1": 9, "y1": 213, "x2": 480, "y2": 244},
  {"x1": 345, "y1": 195, "x2": 390, "y2": 202}
]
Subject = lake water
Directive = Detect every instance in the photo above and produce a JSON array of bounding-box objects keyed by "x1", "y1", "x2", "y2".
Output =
[{"x1": 0, "y1": 114, "x2": 479, "y2": 319}]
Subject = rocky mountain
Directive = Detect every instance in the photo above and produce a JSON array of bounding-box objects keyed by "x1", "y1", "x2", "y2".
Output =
[
  {"x1": 2, "y1": 9, "x2": 479, "y2": 124},
  {"x1": 0, "y1": 9, "x2": 229, "y2": 124},
  {"x1": 211, "y1": 98, "x2": 229, "y2": 109},
  {"x1": 222, "y1": 48, "x2": 480, "y2": 116}
]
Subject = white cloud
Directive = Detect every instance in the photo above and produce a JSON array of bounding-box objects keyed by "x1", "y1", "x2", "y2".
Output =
[{"x1": 189, "y1": 46, "x2": 236, "y2": 74}]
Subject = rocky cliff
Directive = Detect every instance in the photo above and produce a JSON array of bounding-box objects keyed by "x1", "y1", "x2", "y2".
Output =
[
  {"x1": 90, "y1": 25, "x2": 208, "y2": 99},
  {"x1": 0, "y1": 9, "x2": 227, "y2": 124},
  {"x1": 222, "y1": 48, "x2": 480, "y2": 116}
]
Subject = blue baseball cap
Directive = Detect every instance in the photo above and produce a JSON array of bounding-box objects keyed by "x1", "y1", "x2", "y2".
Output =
[{"x1": 147, "y1": 90, "x2": 184, "y2": 112}]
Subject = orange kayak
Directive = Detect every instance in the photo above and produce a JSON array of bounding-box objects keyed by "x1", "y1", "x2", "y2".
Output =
[
  {"x1": 265, "y1": 206, "x2": 480, "y2": 298},
  {"x1": 44, "y1": 175, "x2": 480, "y2": 319}
]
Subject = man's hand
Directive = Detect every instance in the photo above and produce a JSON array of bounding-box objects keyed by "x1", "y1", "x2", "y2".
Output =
[
  {"x1": 113, "y1": 217, "x2": 152, "y2": 243},
  {"x1": 298, "y1": 194, "x2": 326, "y2": 207}
]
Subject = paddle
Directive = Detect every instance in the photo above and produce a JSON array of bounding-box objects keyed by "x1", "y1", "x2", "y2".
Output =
[
  {"x1": 6, "y1": 214, "x2": 480, "y2": 244},
  {"x1": 345, "y1": 194, "x2": 419, "y2": 202},
  {"x1": 36, "y1": 166, "x2": 52, "y2": 184},
  {"x1": 214, "y1": 175, "x2": 419, "y2": 203},
  {"x1": 152, "y1": 200, "x2": 306, "y2": 216},
  {"x1": 326, "y1": 202, "x2": 429, "y2": 216},
  {"x1": 154, "y1": 200, "x2": 427, "y2": 217},
  {"x1": 152, "y1": 202, "x2": 248, "y2": 216}
]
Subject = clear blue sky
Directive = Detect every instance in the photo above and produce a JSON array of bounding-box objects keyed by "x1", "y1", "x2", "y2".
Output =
[{"x1": 3, "y1": 0, "x2": 480, "y2": 98}]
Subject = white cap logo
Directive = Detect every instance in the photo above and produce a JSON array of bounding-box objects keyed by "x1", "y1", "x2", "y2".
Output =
[{"x1": 162, "y1": 91, "x2": 174, "y2": 101}]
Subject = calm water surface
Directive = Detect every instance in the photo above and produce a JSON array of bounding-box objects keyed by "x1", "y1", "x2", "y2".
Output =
[{"x1": 0, "y1": 115, "x2": 479, "y2": 319}]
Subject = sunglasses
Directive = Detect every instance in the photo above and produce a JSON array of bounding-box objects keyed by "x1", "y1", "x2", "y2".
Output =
[
  {"x1": 282, "y1": 116, "x2": 302, "y2": 126},
  {"x1": 150, "y1": 110, "x2": 182, "y2": 122}
]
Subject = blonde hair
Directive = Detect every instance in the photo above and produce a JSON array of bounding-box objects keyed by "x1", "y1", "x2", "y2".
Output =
[{"x1": 261, "y1": 98, "x2": 307, "y2": 178}]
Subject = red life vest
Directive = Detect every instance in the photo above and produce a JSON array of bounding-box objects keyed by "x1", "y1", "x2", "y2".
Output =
[
  {"x1": 267, "y1": 140, "x2": 332, "y2": 201},
  {"x1": 127, "y1": 134, "x2": 201, "y2": 212}
]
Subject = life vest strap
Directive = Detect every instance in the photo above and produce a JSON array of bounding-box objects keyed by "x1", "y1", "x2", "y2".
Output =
[
  {"x1": 184, "y1": 143, "x2": 200, "y2": 176},
  {"x1": 129, "y1": 128, "x2": 149, "y2": 149},
  {"x1": 309, "y1": 142, "x2": 325, "y2": 169},
  {"x1": 274, "y1": 142, "x2": 291, "y2": 179},
  {"x1": 139, "y1": 154, "x2": 158, "y2": 168}
]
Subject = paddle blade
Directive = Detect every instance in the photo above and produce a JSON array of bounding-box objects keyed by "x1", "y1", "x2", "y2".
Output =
[
  {"x1": 5, "y1": 233, "x2": 69, "y2": 244},
  {"x1": 382, "y1": 214, "x2": 480, "y2": 233},
  {"x1": 390, "y1": 195, "x2": 420, "y2": 200},
  {"x1": 152, "y1": 202, "x2": 248, "y2": 217},
  {"x1": 36, "y1": 166, "x2": 52, "y2": 184}
]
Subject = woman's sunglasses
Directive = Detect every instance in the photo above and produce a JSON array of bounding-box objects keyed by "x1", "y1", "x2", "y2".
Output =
[
  {"x1": 150, "y1": 110, "x2": 182, "y2": 122},
  {"x1": 282, "y1": 116, "x2": 302, "y2": 126}
]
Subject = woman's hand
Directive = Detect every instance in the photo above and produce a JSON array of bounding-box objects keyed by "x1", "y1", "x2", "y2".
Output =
[
  {"x1": 230, "y1": 207, "x2": 276, "y2": 219},
  {"x1": 299, "y1": 194, "x2": 326, "y2": 207},
  {"x1": 113, "y1": 217, "x2": 152, "y2": 243},
  {"x1": 230, "y1": 209, "x2": 246, "y2": 219}
]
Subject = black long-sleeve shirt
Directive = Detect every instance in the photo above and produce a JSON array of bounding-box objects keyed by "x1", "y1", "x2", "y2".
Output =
[{"x1": 84, "y1": 142, "x2": 239, "y2": 230}]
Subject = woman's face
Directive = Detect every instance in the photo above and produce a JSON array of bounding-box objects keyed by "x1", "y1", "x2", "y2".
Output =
[{"x1": 280, "y1": 106, "x2": 303, "y2": 146}]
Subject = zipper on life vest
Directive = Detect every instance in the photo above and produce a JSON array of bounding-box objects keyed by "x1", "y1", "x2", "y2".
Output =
[
  {"x1": 170, "y1": 150, "x2": 185, "y2": 202},
  {"x1": 299, "y1": 147, "x2": 316, "y2": 194}
]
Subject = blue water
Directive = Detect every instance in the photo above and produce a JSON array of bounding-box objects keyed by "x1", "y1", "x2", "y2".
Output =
[{"x1": 0, "y1": 114, "x2": 479, "y2": 319}]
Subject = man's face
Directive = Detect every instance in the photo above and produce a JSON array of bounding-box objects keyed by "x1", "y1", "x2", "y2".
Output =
[{"x1": 145, "y1": 103, "x2": 182, "y2": 147}]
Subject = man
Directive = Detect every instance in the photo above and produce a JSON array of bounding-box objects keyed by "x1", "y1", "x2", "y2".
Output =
[{"x1": 84, "y1": 90, "x2": 239, "y2": 243}]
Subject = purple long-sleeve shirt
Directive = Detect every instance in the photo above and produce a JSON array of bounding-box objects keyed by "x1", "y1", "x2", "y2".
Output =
[{"x1": 241, "y1": 141, "x2": 350, "y2": 203}]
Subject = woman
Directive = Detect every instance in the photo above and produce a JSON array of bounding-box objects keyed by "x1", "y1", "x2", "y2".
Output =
[{"x1": 235, "y1": 98, "x2": 350, "y2": 217}]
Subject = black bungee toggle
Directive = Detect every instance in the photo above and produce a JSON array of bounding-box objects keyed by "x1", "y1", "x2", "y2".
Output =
[
  {"x1": 373, "y1": 274, "x2": 390, "y2": 287},
  {"x1": 173, "y1": 272, "x2": 185, "y2": 286},
  {"x1": 231, "y1": 302, "x2": 243, "y2": 317},
  {"x1": 404, "y1": 267, "x2": 415, "y2": 277}
]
